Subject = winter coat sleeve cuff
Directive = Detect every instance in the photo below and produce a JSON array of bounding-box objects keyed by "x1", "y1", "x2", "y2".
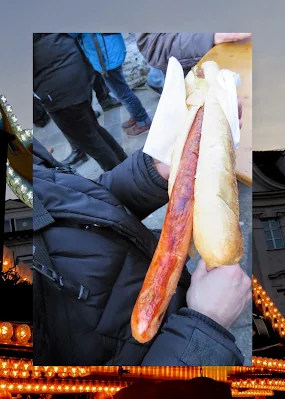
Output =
[
  {"x1": 141, "y1": 307, "x2": 244, "y2": 366},
  {"x1": 143, "y1": 153, "x2": 168, "y2": 191},
  {"x1": 97, "y1": 149, "x2": 169, "y2": 220},
  {"x1": 180, "y1": 308, "x2": 235, "y2": 341}
]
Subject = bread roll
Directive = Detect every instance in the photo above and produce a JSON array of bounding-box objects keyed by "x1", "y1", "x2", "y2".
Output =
[{"x1": 193, "y1": 62, "x2": 243, "y2": 266}]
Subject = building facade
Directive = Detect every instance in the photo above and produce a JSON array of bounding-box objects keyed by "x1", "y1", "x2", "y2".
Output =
[
  {"x1": 253, "y1": 152, "x2": 285, "y2": 315},
  {"x1": 3, "y1": 198, "x2": 32, "y2": 280}
]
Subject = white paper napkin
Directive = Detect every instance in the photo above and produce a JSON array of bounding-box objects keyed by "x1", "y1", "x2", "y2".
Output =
[
  {"x1": 216, "y1": 69, "x2": 241, "y2": 149},
  {"x1": 143, "y1": 57, "x2": 241, "y2": 163},
  {"x1": 143, "y1": 57, "x2": 188, "y2": 166}
]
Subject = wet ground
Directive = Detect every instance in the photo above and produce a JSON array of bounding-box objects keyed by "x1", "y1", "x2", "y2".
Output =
[{"x1": 34, "y1": 84, "x2": 252, "y2": 365}]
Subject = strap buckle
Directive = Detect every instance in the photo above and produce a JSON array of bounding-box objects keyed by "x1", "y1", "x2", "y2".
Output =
[
  {"x1": 33, "y1": 261, "x2": 59, "y2": 283},
  {"x1": 33, "y1": 261, "x2": 89, "y2": 300}
]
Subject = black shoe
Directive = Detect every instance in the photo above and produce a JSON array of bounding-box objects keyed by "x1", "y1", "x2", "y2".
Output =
[
  {"x1": 61, "y1": 151, "x2": 88, "y2": 166},
  {"x1": 146, "y1": 83, "x2": 163, "y2": 96},
  {"x1": 33, "y1": 114, "x2": 51, "y2": 128},
  {"x1": 95, "y1": 110, "x2": 101, "y2": 118},
  {"x1": 100, "y1": 95, "x2": 122, "y2": 112}
]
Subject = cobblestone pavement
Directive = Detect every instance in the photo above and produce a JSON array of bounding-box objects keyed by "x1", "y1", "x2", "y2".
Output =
[{"x1": 34, "y1": 84, "x2": 252, "y2": 365}]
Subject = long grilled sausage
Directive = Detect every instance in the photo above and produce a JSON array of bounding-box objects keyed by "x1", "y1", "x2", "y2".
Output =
[{"x1": 131, "y1": 106, "x2": 204, "y2": 343}]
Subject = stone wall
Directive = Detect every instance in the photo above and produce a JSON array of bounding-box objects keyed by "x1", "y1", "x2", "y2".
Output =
[{"x1": 122, "y1": 33, "x2": 149, "y2": 89}]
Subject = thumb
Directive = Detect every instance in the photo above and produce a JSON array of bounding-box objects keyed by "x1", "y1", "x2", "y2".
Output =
[{"x1": 192, "y1": 258, "x2": 208, "y2": 279}]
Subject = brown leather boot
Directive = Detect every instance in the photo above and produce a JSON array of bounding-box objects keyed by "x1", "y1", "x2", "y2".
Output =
[
  {"x1": 121, "y1": 117, "x2": 136, "y2": 129},
  {"x1": 126, "y1": 123, "x2": 151, "y2": 137}
]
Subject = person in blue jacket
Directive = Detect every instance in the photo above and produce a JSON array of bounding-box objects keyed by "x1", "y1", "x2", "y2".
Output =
[{"x1": 72, "y1": 33, "x2": 152, "y2": 137}]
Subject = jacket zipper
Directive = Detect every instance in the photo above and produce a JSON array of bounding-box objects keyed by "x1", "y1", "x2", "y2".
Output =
[{"x1": 55, "y1": 166, "x2": 74, "y2": 173}]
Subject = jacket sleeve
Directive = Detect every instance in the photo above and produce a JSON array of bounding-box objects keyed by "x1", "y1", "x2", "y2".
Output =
[
  {"x1": 141, "y1": 308, "x2": 244, "y2": 366},
  {"x1": 136, "y1": 33, "x2": 214, "y2": 72},
  {"x1": 96, "y1": 149, "x2": 169, "y2": 220}
]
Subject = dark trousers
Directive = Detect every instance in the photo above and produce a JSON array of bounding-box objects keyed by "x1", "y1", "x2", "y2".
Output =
[
  {"x1": 104, "y1": 66, "x2": 150, "y2": 125},
  {"x1": 33, "y1": 96, "x2": 49, "y2": 124},
  {"x1": 49, "y1": 101, "x2": 127, "y2": 172},
  {"x1": 93, "y1": 71, "x2": 110, "y2": 105}
]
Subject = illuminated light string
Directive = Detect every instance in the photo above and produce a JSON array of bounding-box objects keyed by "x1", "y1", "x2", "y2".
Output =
[
  {"x1": 231, "y1": 378, "x2": 285, "y2": 391},
  {"x1": 1, "y1": 357, "x2": 285, "y2": 379},
  {"x1": 0, "y1": 95, "x2": 32, "y2": 145},
  {"x1": 252, "y1": 356, "x2": 285, "y2": 372},
  {"x1": 1, "y1": 358, "x2": 285, "y2": 395},
  {"x1": 0, "y1": 94, "x2": 33, "y2": 208},
  {"x1": 0, "y1": 378, "x2": 281, "y2": 396},
  {"x1": 0, "y1": 360, "x2": 231, "y2": 380},
  {"x1": 6, "y1": 166, "x2": 33, "y2": 209},
  {"x1": 252, "y1": 275, "x2": 285, "y2": 337},
  {"x1": 0, "y1": 379, "x2": 281, "y2": 396},
  {"x1": 0, "y1": 380, "x2": 127, "y2": 394},
  {"x1": 0, "y1": 323, "x2": 32, "y2": 347},
  {"x1": 231, "y1": 388, "x2": 274, "y2": 397},
  {"x1": 0, "y1": 360, "x2": 91, "y2": 379}
]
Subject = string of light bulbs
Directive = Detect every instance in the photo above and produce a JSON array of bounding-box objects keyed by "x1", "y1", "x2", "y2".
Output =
[
  {"x1": 0, "y1": 379, "x2": 127, "y2": 394},
  {"x1": 0, "y1": 94, "x2": 33, "y2": 208},
  {"x1": 253, "y1": 275, "x2": 285, "y2": 337}
]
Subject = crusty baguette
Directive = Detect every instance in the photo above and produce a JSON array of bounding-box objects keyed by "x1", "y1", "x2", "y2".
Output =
[{"x1": 193, "y1": 63, "x2": 243, "y2": 266}]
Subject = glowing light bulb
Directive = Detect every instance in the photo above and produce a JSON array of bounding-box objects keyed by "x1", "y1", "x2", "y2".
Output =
[
  {"x1": 14, "y1": 324, "x2": 31, "y2": 345},
  {"x1": 0, "y1": 322, "x2": 13, "y2": 343}
]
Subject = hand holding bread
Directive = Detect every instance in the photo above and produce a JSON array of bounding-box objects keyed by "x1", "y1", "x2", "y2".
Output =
[{"x1": 187, "y1": 259, "x2": 251, "y2": 329}]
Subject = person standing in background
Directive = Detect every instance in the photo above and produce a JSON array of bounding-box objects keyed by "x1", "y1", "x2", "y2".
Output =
[
  {"x1": 136, "y1": 33, "x2": 251, "y2": 75},
  {"x1": 72, "y1": 33, "x2": 152, "y2": 137},
  {"x1": 33, "y1": 33, "x2": 127, "y2": 171},
  {"x1": 93, "y1": 70, "x2": 122, "y2": 111},
  {"x1": 146, "y1": 66, "x2": 165, "y2": 95},
  {"x1": 56, "y1": 70, "x2": 122, "y2": 163}
]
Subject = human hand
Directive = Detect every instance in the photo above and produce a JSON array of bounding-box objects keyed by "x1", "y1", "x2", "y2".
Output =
[
  {"x1": 152, "y1": 98, "x2": 242, "y2": 180},
  {"x1": 186, "y1": 259, "x2": 251, "y2": 329},
  {"x1": 152, "y1": 158, "x2": 170, "y2": 181},
  {"x1": 214, "y1": 33, "x2": 251, "y2": 45}
]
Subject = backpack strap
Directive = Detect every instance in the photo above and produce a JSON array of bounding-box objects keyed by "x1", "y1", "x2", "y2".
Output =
[
  {"x1": 33, "y1": 193, "x2": 90, "y2": 364},
  {"x1": 33, "y1": 191, "x2": 55, "y2": 232},
  {"x1": 33, "y1": 192, "x2": 54, "y2": 364},
  {"x1": 91, "y1": 33, "x2": 109, "y2": 78},
  {"x1": 33, "y1": 193, "x2": 89, "y2": 301}
]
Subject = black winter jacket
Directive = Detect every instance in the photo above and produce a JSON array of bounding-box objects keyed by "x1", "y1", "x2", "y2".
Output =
[
  {"x1": 33, "y1": 139, "x2": 244, "y2": 366},
  {"x1": 33, "y1": 34, "x2": 93, "y2": 112}
]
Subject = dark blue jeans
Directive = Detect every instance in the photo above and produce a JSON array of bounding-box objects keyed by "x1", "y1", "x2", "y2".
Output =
[{"x1": 104, "y1": 66, "x2": 151, "y2": 126}]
